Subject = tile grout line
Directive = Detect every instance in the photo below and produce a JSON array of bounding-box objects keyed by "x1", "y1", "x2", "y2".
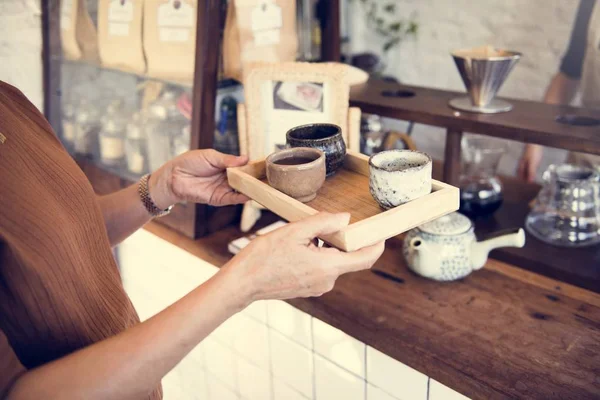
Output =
[
  {"x1": 427, "y1": 377, "x2": 431, "y2": 400},
  {"x1": 363, "y1": 344, "x2": 367, "y2": 400},
  {"x1": 311, "y1": 316, "x2": 317, "y2": 400}
]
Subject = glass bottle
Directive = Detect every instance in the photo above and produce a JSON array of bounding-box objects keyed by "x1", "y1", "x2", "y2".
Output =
[
  {"x1": 360, "y1": 114, "x2": 385, "y2": 156},
  {"x1": 125, "y1": 112, "x2": 148, "y2": 176},
  {"x1": 99, "y1": 99, "x2": 128, "y2": 166},
  {"x1": 146, "y1": 90, "x2": 188, "y2": 172},
  {"x1": 214, "y1": 96, "x2": 240, "y2": 156},
  {"x1": 458, "y1": 136, "x2": 505, "y2": 218},
  {"x1": 74, "y1": 98, "x2": 101, "y2": 156},
  {"x1": 172, "y1": 124, "x2": 191, "y2": 159},
  {"x1": 526, "y1": 164, "x2": 600, "y2": 247},
  {"x1": 61, "y1": 95, "x2": 77, "y2": 152}
]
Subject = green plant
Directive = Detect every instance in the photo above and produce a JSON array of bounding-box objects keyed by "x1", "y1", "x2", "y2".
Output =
[{"x1": 357, "y1": 0, "x2": 419, "y2": 56}]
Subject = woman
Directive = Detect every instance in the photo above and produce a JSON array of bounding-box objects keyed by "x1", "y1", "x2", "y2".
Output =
[
  {"x1": 518, "y1": 0, "x2": 600, "y2": 181},
  {"x1": 0, "y1": 80, "x2": 384, "y2": 399}
]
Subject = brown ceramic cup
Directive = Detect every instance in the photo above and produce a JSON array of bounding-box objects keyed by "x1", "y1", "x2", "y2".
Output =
[{"x1": 266, "y1": 148, "x2": 326, "y2": 203}]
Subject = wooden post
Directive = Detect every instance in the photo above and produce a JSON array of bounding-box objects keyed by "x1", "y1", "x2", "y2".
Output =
[
  {"x1": 319, "y1": 0, "x2": 341, "y2": 62},
  {"x1": 444, "y1": 129, "x2": 463, "y2": 185}
]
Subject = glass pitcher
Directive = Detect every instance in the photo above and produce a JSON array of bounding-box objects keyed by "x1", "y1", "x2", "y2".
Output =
[
  {"x1": 526, "y1": 164, "x2": 600, "y2": 247},
  {"x1": 458, "y1": 136, "x2": 505, "y2": 218}
]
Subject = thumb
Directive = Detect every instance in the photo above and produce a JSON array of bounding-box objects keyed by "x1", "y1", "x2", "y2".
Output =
[
  {"x1": 291, "y1": 212, "x2": 351, "y2": 242},
  {"x1": 206, "y1": 150, "x2": 249, "y2": 169}
]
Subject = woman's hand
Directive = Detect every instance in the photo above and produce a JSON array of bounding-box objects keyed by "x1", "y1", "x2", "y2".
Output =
[
  {"x1": 517, "y1": 144, "x2": 543, "y2": 183},
  {"x1": 149, "y1": 149, "x2": 250, "y2": 209},
  {"x1": 223, "y1": 212, "x2": 385, "y2": 302}
]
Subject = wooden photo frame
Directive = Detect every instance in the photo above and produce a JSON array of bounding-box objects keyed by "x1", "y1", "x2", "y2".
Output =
[{"x1": 241, "y1": 62, "x2": 349, "y2": 159}]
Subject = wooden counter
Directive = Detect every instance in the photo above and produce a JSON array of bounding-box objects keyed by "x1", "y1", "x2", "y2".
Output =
[{"x1": 144, "y1": 218, "x2": 600, "y2": 400}]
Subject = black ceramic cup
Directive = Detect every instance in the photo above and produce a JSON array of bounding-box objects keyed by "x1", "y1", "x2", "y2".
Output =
[{"x1": 286, "y1": 123, "x2": 346, "y2": 176}]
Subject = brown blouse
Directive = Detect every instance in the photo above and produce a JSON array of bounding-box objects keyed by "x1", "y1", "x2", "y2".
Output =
[{"x1": 0, "y1": 81, "x2": 161, "y2": 399}]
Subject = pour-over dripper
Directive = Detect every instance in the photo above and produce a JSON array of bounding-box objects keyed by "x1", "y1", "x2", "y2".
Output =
[{"x1": 449, "y1": 46, "x2": 521, "y2": 114}]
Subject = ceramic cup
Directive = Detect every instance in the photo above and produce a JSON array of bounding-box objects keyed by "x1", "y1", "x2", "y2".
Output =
[
  {"x1": 286, "y1": 123, "x2": 346, "y2": 176},
  {"x1": 369, "y1": 150, "x2": 432, "y2": 209},
  {"x1": 266, "y1": 147, "x2": 326, "y2": 203}
]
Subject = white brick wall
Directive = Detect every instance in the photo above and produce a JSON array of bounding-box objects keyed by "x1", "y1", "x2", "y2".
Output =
[
  {"x1": 118, "y1": 229, "x2": 473, "y2": 400},
  {"x1": 0, "y1": 0, "x2": 43, "y2": 110},
  {"x1": 348, "y1": 0, "x2": 579, "y2": 179}
]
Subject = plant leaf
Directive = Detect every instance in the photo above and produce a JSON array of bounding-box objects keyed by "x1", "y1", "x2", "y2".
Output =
[
  {"x1": 389, "y1": 22, "x2": 402, "y2": 32},
  {"x1": 384, "y1": 3, "x2": 395, "y2": 12},
  {"x1": 383, "y1": 37, "x2": 401, "y2": 52}
]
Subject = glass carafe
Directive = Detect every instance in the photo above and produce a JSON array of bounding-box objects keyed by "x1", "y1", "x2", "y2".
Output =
[
  {"x1": 458, "y1": 137, "x2": 505, "y2": 218},
  {"x1": 526, "y1": 164, "x2": 600, "y2": 247}
]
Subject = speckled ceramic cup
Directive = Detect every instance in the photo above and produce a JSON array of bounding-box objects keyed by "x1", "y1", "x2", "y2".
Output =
[
  {"x1": 369, "y1": 150, "x2": 432, "y2": 209},
  {"x1": 266, "y1": 148, "x2": 326, "y2": 203},
  {"x1": 286, "y1": 123, "x2": 346, "y2": 176}
]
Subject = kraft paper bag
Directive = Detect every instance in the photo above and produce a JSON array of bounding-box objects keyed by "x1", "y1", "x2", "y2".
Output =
[
  {"x1": 223, "y1": 0, "x2": 298, "y2": 81},
  {"x1": 60, "y1": 0, "x2": 100, "y2": 62},
  {"x1": 98, "y1": 0, "x2": 146, "y2": 74},
  {"x1": 143, "y1": 0, "x2": 197, "y2": 82}
]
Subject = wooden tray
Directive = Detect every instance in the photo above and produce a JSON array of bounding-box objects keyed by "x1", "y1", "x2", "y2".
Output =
[{"x1": 227, "y1": 151, "x2": 459, "y2": 251}]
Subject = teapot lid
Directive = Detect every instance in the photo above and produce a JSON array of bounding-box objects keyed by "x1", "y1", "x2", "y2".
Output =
[{"x1": 418, "y1": 212, "x2": 473, "y2": 235}]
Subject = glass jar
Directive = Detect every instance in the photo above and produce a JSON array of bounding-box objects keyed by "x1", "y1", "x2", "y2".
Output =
[
  {"x1": 99, "y1": 100, "x2": 128, "y2": 166},
  {"x1": 526, "y1": 164, "x2": 600, "y2": 247},
  {"x1": 214, "y1": 96, "x2": 239, "y2": 156},
  {"x1": 74, "y1": 99, "x2": 101, "y2": 156},
  {"x1": 146, "y1": 91, "x2": 188, "y2": 172},
  {"x1": 125, "y1": 112, "x2": 148, "y2": 176},
  {"x1": 458, "y1": 136, "x2": 505, "y2": 218}
]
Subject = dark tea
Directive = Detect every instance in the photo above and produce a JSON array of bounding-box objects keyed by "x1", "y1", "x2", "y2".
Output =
[{"x1": 274, "y1": 156, "x2": 317, "y2": 165}]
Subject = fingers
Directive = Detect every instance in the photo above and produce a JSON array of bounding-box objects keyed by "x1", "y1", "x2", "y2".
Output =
[
  {"x1": 330, "y1": 241, "x2": 385, "y2": 274},
  {"x1": 205, "y1": 149, "x2": 249, "y2": 169},
  {"x1": 216, "y1": 190, "x2": 250, "y2": 206},
  {"x1": 288, "y1": 212, "x2": 351, "y2": 242}
]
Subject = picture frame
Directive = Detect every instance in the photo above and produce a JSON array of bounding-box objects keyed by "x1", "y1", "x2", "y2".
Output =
[{"x1": 241, "y1": 62, "x2": 349, "y2": 159}]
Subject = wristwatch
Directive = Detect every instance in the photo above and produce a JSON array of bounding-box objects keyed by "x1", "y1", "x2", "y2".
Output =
[{"x1": 138, "y1": 174, "x2": 174, "y2": 218}]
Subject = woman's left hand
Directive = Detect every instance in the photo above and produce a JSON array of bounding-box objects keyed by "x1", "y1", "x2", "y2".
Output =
[{"x1": 149, "y1": 149, "x2": 250, "y2": 209}]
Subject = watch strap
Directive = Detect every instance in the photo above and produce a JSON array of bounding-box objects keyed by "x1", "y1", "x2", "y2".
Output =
[{"x1": 138, "y1": 174, "x2": 174, "y2": 218}]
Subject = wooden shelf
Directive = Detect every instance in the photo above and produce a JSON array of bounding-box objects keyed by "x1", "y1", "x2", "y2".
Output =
[
  {"x1": 350, "y1": 78, "x2": 600, "y2": 155},
  {"x1": 144, "y1": 218, "x2": 600, "y2": 400}
]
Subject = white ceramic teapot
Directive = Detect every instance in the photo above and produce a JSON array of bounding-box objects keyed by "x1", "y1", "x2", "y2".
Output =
[{"x1": 403, "y1": 212, "x2": 526, "y2": 281}]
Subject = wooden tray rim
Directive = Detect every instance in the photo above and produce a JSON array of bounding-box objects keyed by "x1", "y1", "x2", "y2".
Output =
[{"x1": 228, "y1": 151, "x2": 459, "y2": 251}]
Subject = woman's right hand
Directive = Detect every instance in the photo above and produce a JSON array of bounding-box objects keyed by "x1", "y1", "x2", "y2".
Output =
[
  {"x1": 518, "y1": 144, "x2": 543, "y2": 182},
  {"x1": 223, "y1": 212, "x2": 385, "y2": 302}
]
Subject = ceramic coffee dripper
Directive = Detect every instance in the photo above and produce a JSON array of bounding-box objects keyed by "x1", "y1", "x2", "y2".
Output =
[
  {"x1": 368, "y1": 150, "x2": 432, "y2": 209},
  {"x1": 286, "y1": 123, "x2": 346, "y2": 176},
  {"x1": 266, "y1": 148, "x2": 326, "y2": 203}
]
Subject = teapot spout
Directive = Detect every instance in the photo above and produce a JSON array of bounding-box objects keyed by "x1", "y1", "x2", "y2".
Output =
[
  {"x1": 471, "y1": 228, "x2": 526, "y2": 270},
  {"x1": 408, "y1": 237, "x2": 440, "y2": 279}
]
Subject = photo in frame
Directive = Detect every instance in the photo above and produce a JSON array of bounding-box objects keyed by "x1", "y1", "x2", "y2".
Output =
[{"x1": 241, "y1": 62, "x2": 349, "y2": 159}]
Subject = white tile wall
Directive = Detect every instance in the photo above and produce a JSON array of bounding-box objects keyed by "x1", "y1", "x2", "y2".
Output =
[
  {"x1": 267, "y1": 300, "x2": 313, "y2": 349},
  {"x1": 202, "y1": 337, "x2": 238, "y2": 391},
  {"x1": 272, "y1": 379, "x2": 309, "y2": 400},
  {"x1": 118, "y1": 229, "x2": 473, "y2": 400},
  {"x1": 269, "y1": 330, "x2": 314, "y2": 398},
  {"x1": 236, "y1": 357, "x2": 272, "y2": 400},
  {"x1": 206, "y1": 372, "x2": 240, "y2": 400},
  {"x1": 244, "y1": 300, "x2": 268, "y2": 323},
  {"x1": 367, "y1": 384, "x2": 400, "y2": 400},
  {"x1": 429, "y1": 380, "x2": 471, "y2": 400},
  {"x1": 315, "y1": 355, "x2": 365, "y2": 400},
  {"x1": 313, "y1": 317, "x2": 365, "y2": 377},
  {"x1": 366, "y1": 346, "x2": 429, "y2": 400},
  {"x1": 233, "y1": 313, "x2": 271, "y2": 369}
]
